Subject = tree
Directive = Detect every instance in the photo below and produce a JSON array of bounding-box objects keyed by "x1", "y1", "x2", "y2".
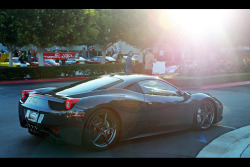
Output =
[
  {"x1": 94, "y1": 9, "x2": 132, "y2": 64},
  {"x1": 0, "y1": 9, "x2": 29, "y2": 67},
  {"x1": 55, "y1": 9, "x2": 99, "y2": 57},
  {"x1": 16, "y1": 9, "x2": 57, "y2": 66},
  {"x1": 119, "y1": 9, "x2": 164, "y2": 62},
  {"x1": 18, "y1": 9, "x2": 100, "y2": 66}
]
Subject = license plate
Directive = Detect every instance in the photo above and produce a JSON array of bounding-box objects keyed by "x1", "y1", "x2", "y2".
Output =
[{"x1": 25, "y1": 110, "x2": 39, "y2": 122}]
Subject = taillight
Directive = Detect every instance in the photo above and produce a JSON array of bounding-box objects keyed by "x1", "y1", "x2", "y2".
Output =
[
  {"x1": 21, "y1": 90, "x2": 33, "y2": 99},
  {"x1": 65, "y1": 98, "x2": 80, "y2": 110}
]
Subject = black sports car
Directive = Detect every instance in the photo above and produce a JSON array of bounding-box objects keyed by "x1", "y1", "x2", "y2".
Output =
[{"x1": 18, "y1": 74, "x2": 223, "y2": 151}]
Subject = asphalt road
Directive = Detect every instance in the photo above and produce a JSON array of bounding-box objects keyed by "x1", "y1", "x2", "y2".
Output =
[{"x1": 0, "y1": 81, "x2": 249, "y2": 158}]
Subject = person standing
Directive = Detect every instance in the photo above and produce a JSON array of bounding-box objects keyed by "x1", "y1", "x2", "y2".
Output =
[
  {"x1": 14, "y1": 49, "x2": 19, "y2": 57},
  {"x1": 144, "y1": 48, "x2": 154, "y2": 75},
  {"x1": 126, "y1": 51, "x2": 134, "y2": 73},
  {"x1": 27, "y1": 49, "x2": 32, "y2": 63},
  {"x1": 116, "y1": 52, "x2": 123, "y2": 64},
  {"x1": 111, "y1": 48, "x2": 114, "y2": 57},
  {"x1": 88, "y1": 47, "x2": 92, "y2": 59},
  {"x1": 154, "y1": 49, "x2": 166, "y2": 75},
  {"x1": 18, "y1": 52, "x2": 27, "y2": 67},
  {"x1": 81, "y1": 47, "x2": 87, "y2": 59}
]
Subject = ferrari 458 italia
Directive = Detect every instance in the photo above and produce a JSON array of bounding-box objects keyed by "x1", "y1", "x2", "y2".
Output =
[{"x1": 18, "y1": 74, "x2": 223, "y2": 151}]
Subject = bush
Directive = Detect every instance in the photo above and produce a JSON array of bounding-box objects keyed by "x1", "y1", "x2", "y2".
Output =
[
  {"x1": 163, "y1": 72, "x2": 250, "y2": 87},
  {"x1": 0, "y1": 63, "x2": 127, "y2": 81},
  {"x1": 177, "y1": 63, "x2": 250, "y2": 77}
]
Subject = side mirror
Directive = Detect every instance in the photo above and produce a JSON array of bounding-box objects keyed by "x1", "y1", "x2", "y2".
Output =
[{"x1": 183, "y1": 91, "x2": 191, "y2": 100}]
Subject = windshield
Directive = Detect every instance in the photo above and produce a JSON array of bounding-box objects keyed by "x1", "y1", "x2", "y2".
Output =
[
  {"x1": 106, "y1": 57, "x2": 115, "y2": 61},
  {"x1": 45, "y1": 59, "x2": 56, "y2": 63},
  {"x1": 12, "y1": 59, "x2": 20, "y2": 63},
  {"x1": 54, "y1": 76, "x2": 123, "y2": 96},
  {"x1": 4, "y1": 58, "x2": 20, "y2": 63}
]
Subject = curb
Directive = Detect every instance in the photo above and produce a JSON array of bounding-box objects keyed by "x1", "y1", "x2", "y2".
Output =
[
  {"x1": 0, "y1": 77, "x2": 91, "y2": 85},
  {"x1": 196, "y1": 125, "x2": 250, "y2": 158}
]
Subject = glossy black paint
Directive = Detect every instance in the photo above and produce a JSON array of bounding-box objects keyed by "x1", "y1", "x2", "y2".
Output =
[{"x1": 18, "y1": 74, "x2": 223, "y2": 146}]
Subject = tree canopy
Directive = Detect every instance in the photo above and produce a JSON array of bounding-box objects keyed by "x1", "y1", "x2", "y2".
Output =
[{"x1": 1, "y1": 9, "x2": 250, "y2": 66}]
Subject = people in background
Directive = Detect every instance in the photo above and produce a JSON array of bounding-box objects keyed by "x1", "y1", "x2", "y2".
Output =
[
  {"x1": 27, "y1": 49, "x2": 32, "y2": 62},
  {"x1": 126, "y1": 51, "x2": 134, "y2": 73},
  {"x1": 116, "y1": 52, "x2": 123, "y2": 64},
  {"x1": 144, "y1": 48, "x2": 154, "y2": 75},
  {"x1": 18, "y1": 52, "x2": 27, "y2": 67},
  {"x1": 81, "y1": 47, "x2": 87, "y2": 59}
]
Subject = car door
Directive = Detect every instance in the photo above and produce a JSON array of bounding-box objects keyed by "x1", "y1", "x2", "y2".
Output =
[
  {"x1": 118, "y1": 82, "x2": 149, "y2": 139},
  {"x1": 137, "y1": 79, "x2": 192, "y2": 133}
]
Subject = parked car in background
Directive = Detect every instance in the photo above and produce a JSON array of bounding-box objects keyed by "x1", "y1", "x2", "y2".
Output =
[
  {"x1": 132, "y1": 54, "x2": 140, "y2": 63},
  {"x1": 165, "y1": 65, "x2": 178, "y2": 74},
  {"x1": 183, "y1": 60, "x2": 197, "y2": 67},
  {"x1": 112, "y1": 54, "x2": 118, "y2": 60},
  {"x1": 29, "y1": 61, "x2": 52, "y2": 66},
  {"x1": 61, "y1": 57, "x2": 86, "y2": 65},
  {"x1": 0, "y1": 57, "x2": 30, "y2": 67},
  {"x1": 44, "y1": 59, "x2": 60, "y2": 66},
  {"x1": 175, "y1": 60, "x2": 198, "y2": 76},
  {"x1": 85, "y1": 56, "x2": 116, "y2": 64}
]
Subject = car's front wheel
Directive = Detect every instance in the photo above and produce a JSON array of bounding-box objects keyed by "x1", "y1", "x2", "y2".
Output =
[
  {"x1": 82, "y1": 109, "x2": 120, "y2": 151},
  {"x1": 193, "y1": 100, "x2": 215, "y2": 130}
]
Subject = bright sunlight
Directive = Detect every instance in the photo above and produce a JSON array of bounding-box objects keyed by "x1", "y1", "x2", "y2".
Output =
[{"x1": 157, "y1": 9, "x2": 233, "y2": 39}]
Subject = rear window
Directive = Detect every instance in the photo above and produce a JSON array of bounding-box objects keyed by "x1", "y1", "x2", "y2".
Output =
[{"x1": 54, "y1": 76, "x2": 123, "y2": 96}]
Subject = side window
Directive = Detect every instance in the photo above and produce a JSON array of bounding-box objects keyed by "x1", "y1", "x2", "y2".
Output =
[
  {"x1": 138, "y1": 80, "x2": 180, "y2": 96},
  {"x1": 125, "y1": 83, "x2": 142, "y2": 94}
]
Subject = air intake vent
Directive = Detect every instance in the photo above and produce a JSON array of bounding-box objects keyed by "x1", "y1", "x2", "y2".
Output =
[{"x1": 48, "y1": 101, "x2": 66, "y2": 111}]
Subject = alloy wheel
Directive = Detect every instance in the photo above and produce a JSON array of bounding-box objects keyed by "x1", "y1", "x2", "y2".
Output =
[
  {"x1": 196, "y1": 101, "x2": 215, "y2": 130},
  {"x1": 88, "y1": 112, "x2": 118, "y2": 148}
]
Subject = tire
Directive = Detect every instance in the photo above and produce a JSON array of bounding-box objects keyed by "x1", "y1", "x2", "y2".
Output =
[
  {"x1": 193, "y1": 100, "x2": 215, "y2": 130},
  {"x1": 82, "y1": 109, "x2": 120, "y2": 151}
]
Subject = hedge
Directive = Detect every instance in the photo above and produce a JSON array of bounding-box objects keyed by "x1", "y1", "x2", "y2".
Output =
[
  {"x1": 163, "y1": 72, "x2": 250, "y2": 87},
  {"x1": 3, "y1": 63, "x2": 249, "y2": 88},
  {"x1": 0, "y1": 63, "x2": 146, "y2": 81}
]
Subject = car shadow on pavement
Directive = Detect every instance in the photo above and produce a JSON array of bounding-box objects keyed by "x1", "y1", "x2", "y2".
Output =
[{"x1": 15, "y1": 124, "x2": 236, "y2": 158}]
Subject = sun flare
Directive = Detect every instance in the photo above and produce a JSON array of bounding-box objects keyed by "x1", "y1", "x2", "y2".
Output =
[{"x1": 157, "y1": 9, "x2": 232, "y2": 39}]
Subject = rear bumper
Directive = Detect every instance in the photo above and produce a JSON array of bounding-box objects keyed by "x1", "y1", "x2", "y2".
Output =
[{"x1": 18, "y1": 101, "x2": 86, "y2": 146}]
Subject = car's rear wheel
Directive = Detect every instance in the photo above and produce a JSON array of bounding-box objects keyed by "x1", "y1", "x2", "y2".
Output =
[
  {"x1": 193, "y1": 100, "x2": 215, "y2": 130},
  {"x1": 82, "y1": 109, "x2": 120, "y2": 151}
]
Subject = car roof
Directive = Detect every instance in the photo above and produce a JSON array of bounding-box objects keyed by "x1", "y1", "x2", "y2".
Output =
[{"x1": 107, "y1": 73, "x2": 161, "y2": 88}]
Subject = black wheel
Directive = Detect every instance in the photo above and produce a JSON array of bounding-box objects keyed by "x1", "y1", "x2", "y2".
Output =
[
  {"x1": 193, "y1": 100, "x2": 215, "y2": 130},
  {"x1": 82, "y1": 109, "x2": 120, "y2": 151}
]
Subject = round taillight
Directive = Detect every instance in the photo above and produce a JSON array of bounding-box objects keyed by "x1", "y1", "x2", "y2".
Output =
[
  {"x1": 65, "y1": 99, "x2": 72, "y2": 110},
  {"x1": 65, "y1": 98, "x2": 80, "y2": 110},
  {"x1": 21, "y1": 90, "x2": 33, "y2": 99},
  {"x1": 21, "y1": 91, "x2": 25, "y2": 99}
]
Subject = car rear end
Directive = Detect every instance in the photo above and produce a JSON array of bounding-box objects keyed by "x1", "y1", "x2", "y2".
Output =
[
  {"x1": 18, "y1": 76, "x2": 125, "y2": 145},
  {"x1": 18, "y1": 90, "x2": 86, "y2": 145}
]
